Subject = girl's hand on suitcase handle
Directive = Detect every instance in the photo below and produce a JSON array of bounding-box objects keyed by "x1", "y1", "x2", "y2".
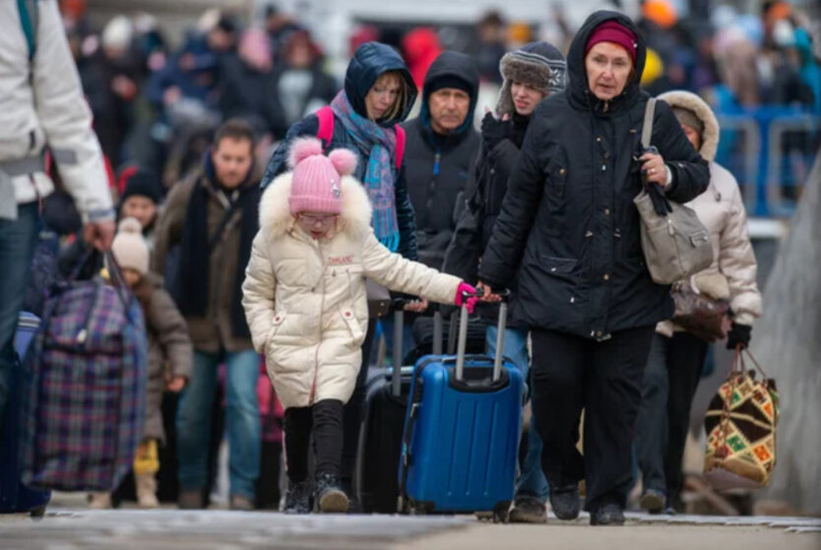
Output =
[{"x1": 454, "y1": 282, "x2": 480, "y2": 314}]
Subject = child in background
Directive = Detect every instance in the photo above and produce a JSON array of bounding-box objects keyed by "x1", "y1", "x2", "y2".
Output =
[
  {"x1": 242, "y1": 138, "x2": 477, "y2": 513},
  {"x1": 118, "y1": 168, "x2": 163, "y2": 249},
  {"x1": 89, "y1": 218, "x2": 193, "y2": 509}
]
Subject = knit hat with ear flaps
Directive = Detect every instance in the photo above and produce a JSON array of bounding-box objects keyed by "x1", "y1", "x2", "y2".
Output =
[
  {"x1": 111, "y1": 217, "x2": 149, "y2": 276},
  {"x1": 287, "y1": 138, "x2": 358, "y2": 216},
  {"x1": 496, "y1": 41, "x2": 567, "y2": 117}
]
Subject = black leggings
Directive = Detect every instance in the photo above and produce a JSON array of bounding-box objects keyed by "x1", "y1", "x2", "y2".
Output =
[{"x1": 284, "y1": 399, "x2": 344, "y2": 482}]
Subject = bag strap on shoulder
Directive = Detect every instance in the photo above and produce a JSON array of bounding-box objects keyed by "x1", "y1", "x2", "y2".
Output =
[
  {"x1": 17, "y1": 0, "x2": 39, "y2": 63},
  {"x1": 315, "y1": 106, "x2": 405, "y2": 173},
  {"x1": 641, "y1": 98, "x2": 656, "y2": 150}
]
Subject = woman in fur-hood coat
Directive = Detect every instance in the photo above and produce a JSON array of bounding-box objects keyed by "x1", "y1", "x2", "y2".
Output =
[{"x1": 242, "y1": 139, "x2": 462, "y2": 409}]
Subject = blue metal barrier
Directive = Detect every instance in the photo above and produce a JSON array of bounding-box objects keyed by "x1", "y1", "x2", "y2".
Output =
[{"x1": 715, "y1": 107, "x2": 820, "y2": 218}]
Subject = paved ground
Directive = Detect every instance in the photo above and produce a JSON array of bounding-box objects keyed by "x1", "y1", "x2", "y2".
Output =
[{"x1": 1, "y1": 505, "x2": 819, "y2": 550}]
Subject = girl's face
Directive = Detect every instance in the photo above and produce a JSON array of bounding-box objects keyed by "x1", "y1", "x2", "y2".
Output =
[
  {"x1": 296, "y1": 211, "x2": 338, "y2": 240},
  {"x1": 511, "y1": 81, "x2": 546, "y2": 116},
  {"x1": 681, "y1": 123, "x2": 702, "y2": 152},
  {"x1": 121, "y1": 196, "x2": 157, "y2": 229},
  {"x1": 364, "y1": 73, "x2": 402, "y2": 121}
]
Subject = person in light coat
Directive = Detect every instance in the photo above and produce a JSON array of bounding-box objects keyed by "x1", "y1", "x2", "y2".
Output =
[
  {"x1": 635, "y1": 89, "x2": 762, "y2": 514},
  {"x1": 242, "y1": 137, "x2": 476, "y2": 514},
  {"x1": 0, "y1": 0, "x2": 115, "y2": 423}
]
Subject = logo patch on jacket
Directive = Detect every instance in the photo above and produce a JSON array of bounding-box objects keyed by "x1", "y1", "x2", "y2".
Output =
[{"x1": 327, "y1": 255, "x2": 354, "y2": 265}]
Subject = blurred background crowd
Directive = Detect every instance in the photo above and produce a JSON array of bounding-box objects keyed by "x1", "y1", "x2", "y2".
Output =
[{"x1": 55, "y1": 0, "x2": 819, "y2": 226}]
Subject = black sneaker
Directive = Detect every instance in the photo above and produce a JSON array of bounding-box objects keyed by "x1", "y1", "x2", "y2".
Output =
[
  {"x1": 283, "y1": 480, "x2": 311, "y2": 514},
  {"x1": 590, "y1": 503, "x2": 626, "y2": 526},
  {"x1": 639, "y1": 489, "x2": 666, "y2": 514},
  {"x1": 315, "y1": 473, "x2": 349, "y2": 514},
  {"x1": 509, "y1": 496, "x2": 547, "y2": 524},
  {"x1": 549, "y1": 485, "x2": 580, "y2": 520}
]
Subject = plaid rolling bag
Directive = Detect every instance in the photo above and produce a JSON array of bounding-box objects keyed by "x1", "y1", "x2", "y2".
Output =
[
  {"x1": 19, "y1": 252, "x2": 148, "y2": 492},
  {"x1": 703, "y1": 349, "x2": 779, "y2": 491}
]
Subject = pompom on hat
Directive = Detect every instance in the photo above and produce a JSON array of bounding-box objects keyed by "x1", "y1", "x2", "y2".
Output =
[
  {"x1": 287, "y1": 138, "x2": 358, "y2": 216},
  {"x1": 111, "y1": 217, "x2": 149, "y2": 276}
]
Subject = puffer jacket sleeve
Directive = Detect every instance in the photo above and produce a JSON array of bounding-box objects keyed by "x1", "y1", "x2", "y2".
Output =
[
  {"x1": 261, "y1": 115, "x2": 319, "y2": 189},
  {"x1": 361, "y1": 229, "x2": 461, "y2": 305},
  {"x1": 477, "y1": 116, "x2": 547, "y2": 289},
  {"x1": 33, "y1": 2, "x2": 113, "y2": 222},
  {"x1": 654, "y1": 100, "x2": 710, "y2": 204},
  {"x1": 394, "y1": 164, "x2": 420, "y2": 261},
  {"x1": 149, "y1": 288, "x2": 194, "y2": 380},
  {"x1": 242, "y1": 230, "x2": 278, "y2": 354},
  {"x1": 718, "y1": 177, "x2": 762, "y2": 326}
]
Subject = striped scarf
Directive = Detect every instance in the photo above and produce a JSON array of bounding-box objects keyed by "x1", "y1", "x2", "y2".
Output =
[{"x1": 330, "y1": 91, "x2": 400, "y2": 251}]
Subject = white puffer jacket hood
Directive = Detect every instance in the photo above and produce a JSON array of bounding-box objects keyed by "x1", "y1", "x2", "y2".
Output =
[
  {"x1": 657, "y1": 91, "x2": 762, "y2": 336},
  {"x1": 243, "y1": 170, "x2": 461, "y2": 408}
]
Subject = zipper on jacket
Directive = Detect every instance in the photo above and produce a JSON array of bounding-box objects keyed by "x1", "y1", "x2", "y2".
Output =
[{"x1": 308, "y1": 239, "x2": 325, "y2": 405}]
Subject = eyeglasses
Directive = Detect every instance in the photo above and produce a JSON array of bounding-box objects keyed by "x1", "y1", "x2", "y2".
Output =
[{"x1": 297, "y1": 213, "x2": 338, "y2": 227}]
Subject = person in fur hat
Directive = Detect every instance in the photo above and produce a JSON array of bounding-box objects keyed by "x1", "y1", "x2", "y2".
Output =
[
  {"x1": 242, "y1": 138, "x2": 477, "y2": 514},
  {"x1": 635, "y1": 90, "x2": 762, "y2": 515},
  {"x1": 89, "y1": 217, "x2": 193, "y2": 510},
  {"x1": 442, "y1": 41, "x2": 567, "y2": 524}
]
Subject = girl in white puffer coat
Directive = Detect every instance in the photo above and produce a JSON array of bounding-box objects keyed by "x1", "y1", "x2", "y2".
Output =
[{"x1": 242, "y1": 138, "x2": 476, "y2": 514}]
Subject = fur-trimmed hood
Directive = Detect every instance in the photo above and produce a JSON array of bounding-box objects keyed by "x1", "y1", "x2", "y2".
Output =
[
  {"x1": 258, "y1": 171, "x2": 373, "y2": 239},
  {"x1": 657, "y1": 90, "x2": 720, "y2": 162}
]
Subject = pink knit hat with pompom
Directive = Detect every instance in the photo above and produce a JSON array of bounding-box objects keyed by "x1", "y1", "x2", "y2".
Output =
[{"x1": 287, "y1": 138, "x2": 358, "y2": 215}]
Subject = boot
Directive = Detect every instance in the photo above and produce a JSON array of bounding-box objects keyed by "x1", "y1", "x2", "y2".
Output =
[
  {"x1": 590, "y1": 503, "x2": 626, "y2": 526},
  {"x1": 509, "y1": 495, "x2": 547, "y2": 524},
  {"x1": 230, "y1": 494, "x2": 255, "y2": 511},
  {"x1": 548, "y1": 484, "x2": 580, "y2": 520},
  {"x1": 315, "y1": 473, "x2": 349, "y2": 513},
  {"x1": 88, "y1": 492, "x2": 112, "y2": 510},
  {"x1": 135, "y1": 473, "x2": 160, "y2": 509},
  {"x1": 178, "y1": 489, "x2": 204, "y2": 510},
  {"x1": 283, "y1": 480, "x2": 312, "y2": 514}
]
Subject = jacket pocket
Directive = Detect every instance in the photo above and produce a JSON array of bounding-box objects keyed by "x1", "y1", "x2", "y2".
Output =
[
  {"x1": 546, "y1": 156, "x2": 568, "y2": 197},
  {"x1": 267, "y1": 311, "x2": 288, "y2": 346},
  {"x1": 539, "y1": 256, "x2": 578, "y2": 282},
  {"x1": 339, "y1": 308, "x2": 365, "y2": 343}
]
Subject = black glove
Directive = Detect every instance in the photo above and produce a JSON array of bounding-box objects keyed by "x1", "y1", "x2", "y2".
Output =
[
  {"x1": 481, "y1": 112, "x2": 511, "y2": 150},
  {"x1": 726, "y1": 323, "x2": 752, "y2": 350}
]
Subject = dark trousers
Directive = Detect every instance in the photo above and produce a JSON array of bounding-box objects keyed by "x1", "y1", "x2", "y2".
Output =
[
  {"x1": 340, "y1": 320, "x2": 377, "y2": 486},
  {"x1": 284, "y1": 399, "x2": 344, "y2": 482},
  {"x1": 531, "y1": 326, "x2": 655, "y2": 512},
  {"x1": 635, "y1": 332, "x2": 708, "y2": 503}
]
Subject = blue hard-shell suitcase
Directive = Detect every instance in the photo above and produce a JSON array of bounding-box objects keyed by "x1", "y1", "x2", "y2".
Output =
[
  {"x1": 398, "y1": 297, "x2": 523, "y2": 521},
  {"x1": 0, "y1": 312, "x2": 51, "y2": 516}
]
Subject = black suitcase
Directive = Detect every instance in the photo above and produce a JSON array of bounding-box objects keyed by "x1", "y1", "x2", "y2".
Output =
[{"x1": 355, "y1": 302, "x2": 443, "y2": 513}]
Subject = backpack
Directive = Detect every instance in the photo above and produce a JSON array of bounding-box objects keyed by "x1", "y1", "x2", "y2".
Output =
[{"x1": 315, "y1": 106, "x2": 406, "y2": 171}]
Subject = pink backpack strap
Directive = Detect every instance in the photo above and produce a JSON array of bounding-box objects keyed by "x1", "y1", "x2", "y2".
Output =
[
  {"x1": 394, "y1": 125, "x2": 406, "y2": 172},
  {"x1": 316, "y1": 106, "x2": 335, "y2": 148}
]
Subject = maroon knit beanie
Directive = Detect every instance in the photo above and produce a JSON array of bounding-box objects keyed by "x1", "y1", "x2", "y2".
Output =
[{"x1": 585, "y1": 20, "x2": 638, "y2": 64}]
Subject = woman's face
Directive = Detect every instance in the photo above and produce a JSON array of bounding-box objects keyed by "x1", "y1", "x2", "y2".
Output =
[
  {"x1": 365, "y1": 73, "x2": 402, "y2": 121},
  {"x1": 585, "y1": 42, "x2": 633, "y2": 101},
  {"x1": 511, "y1": 82, "x2": 546, "y2": 116},
  {"x1": 681, "y1": 123, "x2": 702, "y2": 152}
]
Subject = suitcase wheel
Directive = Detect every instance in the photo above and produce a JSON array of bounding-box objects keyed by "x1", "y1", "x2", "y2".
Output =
[{"x1": 492, "y1": 501, "x2": 511, "y2": 524}]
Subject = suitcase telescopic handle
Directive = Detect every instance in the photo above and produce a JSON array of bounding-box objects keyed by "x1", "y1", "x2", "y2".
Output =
[
  {"x1": 455, "y1": 289, "x2": 510, "y2": 382},
  {"x1": 391, "y1": 298, "x2": 414, "y2": 397}
]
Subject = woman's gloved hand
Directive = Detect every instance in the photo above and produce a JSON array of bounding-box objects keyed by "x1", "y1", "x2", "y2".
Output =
[
  {"x1": 454, "y1": 282, "x2": 479, "y2": 314},
  {"x1": 481, "y1": 112, "x2": 511, "y2": 150},
  {"x1": 726, "y1": 323, "x2": 752, "y2": 350}
]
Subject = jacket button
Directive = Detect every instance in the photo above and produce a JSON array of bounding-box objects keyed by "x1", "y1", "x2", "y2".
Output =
[
  {"x1": 596, "y1": 331, "x2": 603, "y2": 338},
  {"x1": 274, "y1": 316, "x2": 281, "y2": 322},
  {"x1": 585, "y1": 231, "x2": 593, "y2": 239},
  {"x1": 604, "y1": 208, "x2": 611, "y2": 216},
  {"x1": 559, "y1": 168, "x2": 566, "y2": 175},
  {"x1": 596, "y1": 137, "x2": 602, "y2": 142},
  {"x1": 344, "y1": 311, "x2": 351, "y2": 317},
  {"x1": 603, "y1": 274, "x2": 610, "y2": 281},
  {"x1": 601, "y1": 165, "x2": 607, "y2": 171}
]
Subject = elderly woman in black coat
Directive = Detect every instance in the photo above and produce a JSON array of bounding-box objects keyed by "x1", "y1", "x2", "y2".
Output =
[{"x1": 478, "y1": 11, "x2": 709, "y2": 525}]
